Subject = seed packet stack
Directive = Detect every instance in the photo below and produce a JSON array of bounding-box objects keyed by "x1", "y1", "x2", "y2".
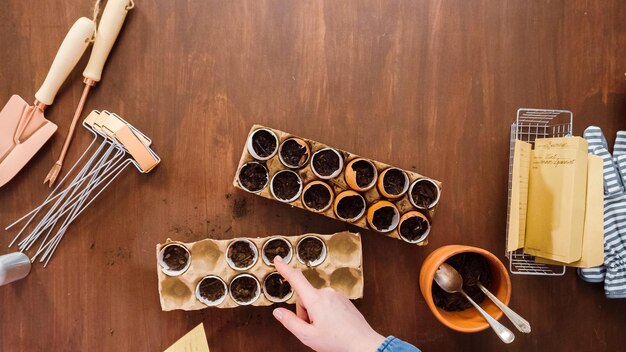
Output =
[{"x1": 507, "y1": 137, "x2": 604, "y2": 267}]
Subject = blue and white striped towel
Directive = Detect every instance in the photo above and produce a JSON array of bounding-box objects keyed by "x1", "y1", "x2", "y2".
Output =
[{"x1": 578, "y1": 126, "x2": 626, "y2": 298}]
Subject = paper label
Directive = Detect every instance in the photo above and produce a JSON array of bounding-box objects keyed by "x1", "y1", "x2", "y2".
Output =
[
  {"x1": 524, "y1": 137, "x2": 588, "y2": 263},
  {"x1": 535, "y1": 154, "x2": 604, "y2": 267},
  {"x1": 164, "y1": 323, "x2": 210, "y2": 352},
  {"x1": 507, "y1": 140, "x2": 531, "y2": 251}
]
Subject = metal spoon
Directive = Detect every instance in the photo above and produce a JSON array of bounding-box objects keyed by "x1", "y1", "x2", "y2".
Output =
[
  {"x1": 476, "y1": 281, "x2": 531, "y2": 333},
  {"x1": 434, "y1": 263, "x2": 515, "y2": 344}
]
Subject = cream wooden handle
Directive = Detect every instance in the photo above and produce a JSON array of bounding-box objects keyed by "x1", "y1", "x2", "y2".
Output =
[
  {"x1": 83, "y1": 0, "x2": 131, "y2": 82},
  {"x1": 34, "y1": 17, "x2": 94, "y2": 106}
]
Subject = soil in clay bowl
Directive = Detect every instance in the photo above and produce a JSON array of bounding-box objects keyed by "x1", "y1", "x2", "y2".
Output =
[
  {"x1": 264, "y1": 272, "x2": 293, "y2": 302},
  {"x1": 270, "y1": 170, "x2": 302, "y2": 202},
  {"x1": 367, "y1": 202, "x2": 400, "y2": 232},
  {"x1": 226, "y1": 239, "x2": 258, "y2": 270},
  {"x1": 334, "y1": 191, "x2": 366, "y2": 222},
  {"x1": 279, "y1": 138, "x2": 309, "y2": 168},
  {"x1": 409, "y1": 178, "x2": 440, "y2": 209},
  {"x1": 399, "y1": 212, "x2": 430, "y2": 243},
  {"x1": 379, "y1": 168, "x2": 409, "y2": 198},
  {"x1": 420, "y1": 245, "x2": 511, "y2": 333},
  {"x1": 296, "y1": 236, "x2": 327, "y2": 266},
  {"x1": 311, "y1": 148, "x2": 343, "y2": 179},
  {"x1": 229, "y1": 274, "x2": 261, "y2": 305},
  {"x1": 345, "y1": 159, "x2": 377, "y2": 191},
  {"x1": 302, "y1": 182, "x2": 333, "y2": 212},
  {"x1": 159, "y1": 243, "x2": 191, "y2": 276},
  {"x1": 262, "y1": 237, "x2": 293, "y2": 265},
  {"x1": 238, "y1": 162, "x2": 269, "y2": 193},
  {"x1": 247, "y1": 128, "x2": 278, "y2": 160},
  {"x1": 432, "y1": 253, "x2": 493, "y2": 311},
  {"x1": 196, "y1": 276, "x2": 228, "y2": 306}
]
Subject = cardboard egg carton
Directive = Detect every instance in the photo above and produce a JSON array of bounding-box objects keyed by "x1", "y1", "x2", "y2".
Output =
[
  {"x1": 157, "y1": 231, "x2": 363, "y2": 311},
  {"x1": 233, "y1": 125, "x2": 442, "y2": 245}
]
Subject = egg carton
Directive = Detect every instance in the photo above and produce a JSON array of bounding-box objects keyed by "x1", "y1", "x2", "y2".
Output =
[
  {"x1": 233, "y1": 125, "x2": 442, "y2": 245},
  {"x1": 156, "y1": 231, "x2": 363, "y2": 311}
]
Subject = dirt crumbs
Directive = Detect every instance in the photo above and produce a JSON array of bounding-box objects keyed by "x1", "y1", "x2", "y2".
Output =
[
  {"x1": 383, "y1": 169, "x2": 406, "y2": 195},
  {"x1": 399, "y1": 216, "x2": 429, "y2": 242},
  {"x1": 232, "y1": 197, "x2": 248, "y2": 218},
  {"x1": 303, "y1": 183, "x2": 332, "y2": 210},
  {"x1": 432, "y1": 253, "x2": 493, "y2": 311},
  {"x1": 312, "y1": 149, "x2": 341, "y2": 177},
  {"x1": 297, "y1": 237, "x2": 324, "y2": 264},
  {"x1": 105, "y1": 247, "x2": 131, "y2": 266},
  {"x1": 265, "y1": 272, "x2": 292, "y2": 299},
  {"x1": 372, "y1": 207, "x2": 396, "y2": 230},
  {"x1": 280, "y1": 139, "x2": 308, "y2": 167},
  {"x1": 162, "y1": 245, "x2": 189, "y2": 271},
  {"x1": 227, "y1": 241, "x2": 257, "y2": 268},
  {"x1": 271, "y1": 171, "x2": 301, "y2": 200},
  {"x1": 336, "y1": 195, "x2": 365, "y2": 220},
  {"x1": 352, "y1": 160, "x2": 375, "y2": 187},
  {"x1": 263, "y1": 238, "x2": 291, "y2": 261},
  {"x1": 239, "y1": 162, "x2": 268, "y2": 192},
  {"x1": 411, "y1": 179, "x2": 438, "y2": 208},
  {"x1": 230, "y1": 276, "x2": 259, "y2": 303},
  {"x1": 251, "y1": 129, "x2": 277, "y2": 158},
  {"x1": 198, "y1": 277, "x2": 226, "y2": 302}
]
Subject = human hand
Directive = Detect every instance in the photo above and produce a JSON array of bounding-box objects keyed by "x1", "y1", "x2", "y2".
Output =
[{"x1": 272, "y1": 256, "x2": 385, "y2": 352}]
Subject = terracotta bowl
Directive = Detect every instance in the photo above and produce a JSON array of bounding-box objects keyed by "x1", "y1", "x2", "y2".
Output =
[{"x1": 419, "y1": 245, "x2": 511, "y2": 333}]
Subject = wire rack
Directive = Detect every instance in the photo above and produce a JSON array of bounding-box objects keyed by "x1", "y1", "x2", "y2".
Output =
[{"x1": 505, "y1": 108, "x2": 573, "y2": 276}]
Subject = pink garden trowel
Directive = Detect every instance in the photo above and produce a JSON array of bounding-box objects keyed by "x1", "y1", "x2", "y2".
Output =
[{"x1": 0, "y1": 17, "x2": 94, "y2": 188}]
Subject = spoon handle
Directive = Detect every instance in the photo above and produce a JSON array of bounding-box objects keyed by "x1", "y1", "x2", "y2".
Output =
[
  {"x1": 461, "y1": 290, "x2": 515, "y2": 344},
  {"x1": 477, "y1": 282, "x2": 531, "y2": 333}
]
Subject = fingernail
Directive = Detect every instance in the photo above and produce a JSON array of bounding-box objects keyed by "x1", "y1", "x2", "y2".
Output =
[
  {"x1": 273, "y1": 309, "x2": 283, "y2": 320},
  {"x1": 274, "y1": 256, "x2": 283, "y2": 264}
]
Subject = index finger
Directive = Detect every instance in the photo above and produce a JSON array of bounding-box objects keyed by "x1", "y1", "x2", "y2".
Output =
[{"x1": 274, "y1": 256, "x2": 318, "y2": 304}]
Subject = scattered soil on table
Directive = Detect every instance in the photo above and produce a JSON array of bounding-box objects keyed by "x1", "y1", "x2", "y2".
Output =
[
  {"x1": 280, "y1": 139, "x2": 308, "y2": 167},
  {"x1": 162, "y1": 245, "x2": 189, "y2": 271},
  {"x1": 239, "y1": 163, "x2": 268, "y2": 192},
  {"x1": 399, "y1": 216, "x2": 429, "y2": 241},
  {"x1": 265, "y1": 273, "x2": 292, "y2": 299},
  {"x1": 336, "y1": 195, "x2": 365, "y2": 220},
  {"x1": 272, "y1": 171, "x2": 301, "y2": 200},
  {"x1": 263, "y1": 238, "x2": 291, "y2": 262},
  {"x1": 383, "y1": 169, "x2": 406, "y2": 195},
  {"x1": 351, "y1": 160, "x2": 375, "y2": 188},
  {"x1": 232, "y1": 198, "x2": 248, "y2": 218},
  {"x1": 432, "y1": 253, "x2": 493, "y2": 311},
  {"x1": 227, "y1": 241, "x2": 256, "y2": 268},
  {"x1": 298, "y1": 237, "x2": 324, "y2": 264},
  {"x1": 411, "y1": 180, "x2": 438, "y2": 208},
  {"x1": 198, "y1": 277, "x2": 226, "y2": 302},
  {"x1": 303, "y1": 183, "x2": 332, "y2": 210},
  {"x1": 106, "y1": 247, "x2": 131, "y2": 266},
  {"x1": 372, "y1": 206, "x2": 396, "y2": 230},
  {"x1": 312, "y1": 149, "x2": 341, "y2": 177},
  {"x1": 230, "y1": 276, "x2": 259, "y2": 303},
  {"x1": 251, "y1": 130, "x2": 277, "y2": 158}
]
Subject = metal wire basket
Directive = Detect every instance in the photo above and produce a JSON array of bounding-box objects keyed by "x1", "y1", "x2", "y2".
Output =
[{"x1": 505, "y1": 108, "x2": 573, "y2": 276}]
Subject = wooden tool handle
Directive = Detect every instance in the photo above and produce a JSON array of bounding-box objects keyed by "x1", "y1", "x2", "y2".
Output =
[
  {"x1": 83, "y1": 0, "x2": 131, "y2": 82},
  {"x1": 34, "y1": 17, "x2": 94, "y2": 106}
]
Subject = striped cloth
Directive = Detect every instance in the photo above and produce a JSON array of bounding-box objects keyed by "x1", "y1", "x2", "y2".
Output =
[{"x1": 578, "y1": 126, "x2": 626, "y2": 298}]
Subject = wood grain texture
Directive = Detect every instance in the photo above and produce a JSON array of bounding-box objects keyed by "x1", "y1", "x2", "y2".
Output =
[{"x1": 1, "y1": 0, "x2": 625, "y2": 351}]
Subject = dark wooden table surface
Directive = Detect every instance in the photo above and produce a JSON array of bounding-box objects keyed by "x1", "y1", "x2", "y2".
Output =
[{"x1": 1, "y1": 1, "x2": 625, "y2": 351}]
